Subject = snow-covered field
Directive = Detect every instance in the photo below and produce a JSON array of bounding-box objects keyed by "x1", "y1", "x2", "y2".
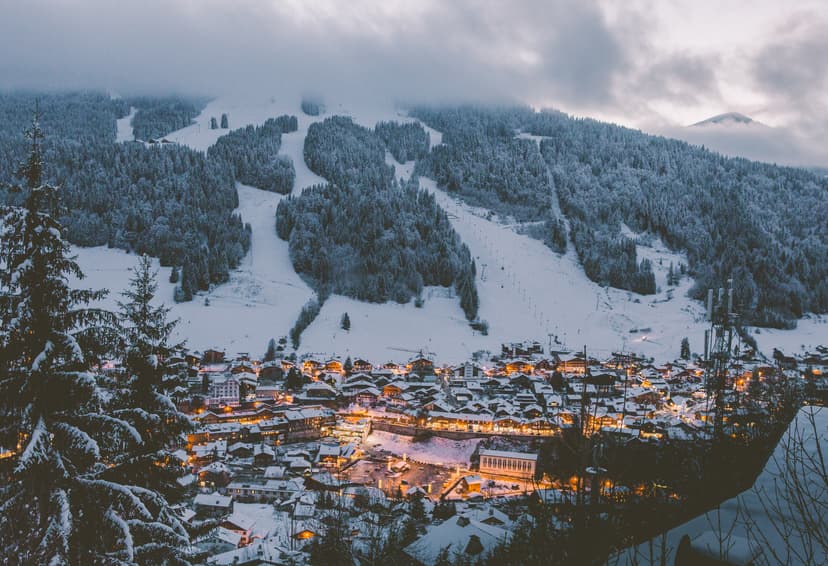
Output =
[
  {"x1": 72, "y1": 94, "x2": 825, "y2": 362},
  {"x1": 365, "y1": 430, "x2": 478, "y2": 467}
]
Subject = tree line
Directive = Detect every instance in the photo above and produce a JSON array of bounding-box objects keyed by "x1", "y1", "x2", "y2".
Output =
[
  {"x1": 0, "y1": 92, "x2": 251, "y2": 304},
  {"x1": 206, "y1": 115, "x2": 298, "y2": 194},
  {"x1": 128, "y1": 95, "x2": 207, "y2": 141}
]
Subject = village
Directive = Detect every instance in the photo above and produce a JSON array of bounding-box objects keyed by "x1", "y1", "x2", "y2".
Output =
[{"x1": 128, "y1": 338, "x2": 828, "y2": 564}]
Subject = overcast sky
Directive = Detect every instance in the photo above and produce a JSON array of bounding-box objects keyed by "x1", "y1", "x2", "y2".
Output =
[{"x1": 1, "y1": 0, "x2": 826, "y2": 164}]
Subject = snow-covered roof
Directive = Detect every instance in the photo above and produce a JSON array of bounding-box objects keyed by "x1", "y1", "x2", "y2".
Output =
[
  {"x1": 194, "y1": 492, "x2": 233, "y2": 508},
  {"x1": 206, "y1": 538, "x2": 289, "y2": 565},
  {"x1": 404, "y1": 514, "x2": 510, "y2": 565}
]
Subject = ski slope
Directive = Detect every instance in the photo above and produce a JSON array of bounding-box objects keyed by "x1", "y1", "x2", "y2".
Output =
[
  {"x1": 72, "y1": 94, "x2": 824, "y2": 362},
  {"x1": 115, "y1": 107, "x2": 136, "y2": 142}
]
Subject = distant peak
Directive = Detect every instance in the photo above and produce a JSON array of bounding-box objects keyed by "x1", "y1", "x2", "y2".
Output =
[{"x1": 692, "y1": 112, "x2": 756, "y2": 126}]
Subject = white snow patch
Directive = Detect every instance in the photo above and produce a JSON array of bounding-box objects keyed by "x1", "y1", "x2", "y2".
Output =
[
  {"x1": 365, "y1": 430, "x2": 478, "y2": 467},
  {"x1": 115, "y1": 107, "x2": 136, "y2": 143},
  {"x1": 751, "y1": 315, "x2": 828, "y2": 358}
]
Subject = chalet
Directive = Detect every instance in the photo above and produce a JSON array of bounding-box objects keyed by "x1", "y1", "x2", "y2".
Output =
[
  {"x1": 585, "y1": 373, "x2": 616, "y2": 397},
  {"x1": 352, "y1": 358, "x2": 373, "y2": 373},
  {"x1": 194, "y1": 492, "x2": 233, "y2": 517},
  {"x1": 493, "y1": 416, "x2": 523, "y2": 431},
  {"x1": 559, "y1": 357, "x2": 588, "y2": 374},
  {"x1": 355, "y1": 388, "x2": 381, "y2": 406},
  {"x1": 220, "y1": 512, "x2": 258, "y2": 545},
  {"x1": 523, "y1": 404, "x2": 543, "y2": 419},
  {"x1": 408, "y1": 356, "x2": 434, "y2": 375},
  {"x1": 253, "y1": 444, "x2": 276, "y2": 466},
  {"x1": 324, "y1": 359, "x2": 344, "y2": 373},
  {"x1": 256, "y1": 382, "x2": 282, "y2": 401},
  {"x1": 198, "y1": 462, "x2": 233, "y2": 487},
  {"x1": 451, "y1": 387, "x2": 474, "y2": 403},
  {"x1": 231, "y1": 361, "x2": 255, "y2": 375},
  {"x1": 534, "y1": 358, "x2": 559, "y2": 372},
  {"x1": 461, "y1": 475, "x2": 483, "y2": 493},
  {"x1": 259, "y1": 361, "x2": 283, "y2": 381},
  {"x1": 502, "y1": 341, "x2": 544, "y2": 357},
  {"x1": 282, "y1": 407, "x2": 336, "y2": 441},
  {"x1": 205, "y1": 538, "x2": 293, "y2": 565},
  {"x1": 228, "y1": 442, "x2": 254, "y2": 458},
  {"x1": 383, "y1": 382, "x2": 407, "y2": 398},
  {"x1": 225, "y1": 478, "x2": 304, "y2": 502},
  {"x1": 303, "y1": 381, "x2": 337, "y2": 400},
  {"x1": 455, "y1": 362, "x2": 485, "y2": 379},
  {"x1": 382, "y1": 362, "x2": 403, "y2": 374},
  {"x1": 316, "y1": 444, "x2": 341, "y2": 468},
  {"x1": 302, "y1": 359, "x2": 322, "y2": 374},
  {"x1": 502, "y1": 360, "x2": 533, "y2": 375},
  {"x1": 403, "y1": 514, "x2": 509, "y2": 565},
  {"x1": 202, "y1": 349, "x2": 226, "y2": 364},
  {"x1": 514, "y1": 391, "x2": 538, "y2": 407}
]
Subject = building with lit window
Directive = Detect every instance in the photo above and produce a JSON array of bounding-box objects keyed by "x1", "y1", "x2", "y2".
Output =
[{"x1": 478, "y1": 449, "x2": 537, "y2": 478}]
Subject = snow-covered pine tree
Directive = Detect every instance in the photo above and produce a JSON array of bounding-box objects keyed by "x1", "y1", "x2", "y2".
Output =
[
  {"x1": 101, "y1": 255, "x2": 195, "y2": 563},
  {"x1": 264, "y1": 338, "x2": 278, "y2": 362},
  {"x1": 680, "y1": 337, "x2": 691, "y2": 360},
  {"x1": 0, "y1": 115, "x2": 154, "y2": 564}
]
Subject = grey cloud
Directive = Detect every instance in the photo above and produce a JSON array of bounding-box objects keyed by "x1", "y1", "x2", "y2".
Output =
[
  {"x1": 0, "y1": 0, "x2": 638, "y2": 111},
  {"x1": 633, "y1": 52, "x2": 722, "y2": 107},
  {"x1": 750, "y1": 13, "x2": 828, "y2": 138}
]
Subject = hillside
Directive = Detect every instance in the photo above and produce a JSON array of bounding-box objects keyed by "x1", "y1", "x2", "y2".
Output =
[{"x1": 53, "y1": 94, "x2": 825, "y2": 361}]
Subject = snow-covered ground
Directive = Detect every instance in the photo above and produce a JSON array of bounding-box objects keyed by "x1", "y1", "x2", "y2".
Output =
[
  {"x1": 74, "y1": 183, "x2": 315, "y2": 355},
  {"x1": 365, "y1": 430, "x2": 478, "y2": 467},
  {"x1": 115, "y1": 107, "x2": 136, "y2": 142},
  {"x1": 71, "y1": 94, "x2": 825, "y2": 361},
  {"x1": 418, "y1": 176, "x2": 710, "y2": 361}
]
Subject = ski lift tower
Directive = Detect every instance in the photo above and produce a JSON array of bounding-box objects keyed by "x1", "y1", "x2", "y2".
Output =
[{"x1": 703, "y1": 279, "x2": 737, "y2": 442}]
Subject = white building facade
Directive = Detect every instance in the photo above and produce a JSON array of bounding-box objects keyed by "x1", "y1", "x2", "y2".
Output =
[{"x1": 479, "y1": 449, "x2": 537, "y2": 478}]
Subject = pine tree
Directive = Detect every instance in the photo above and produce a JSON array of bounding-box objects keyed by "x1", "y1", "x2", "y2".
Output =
[
  {"x1": 210, "y1": 117, "x2": 218, "y2": 130},
  {"x1": 174, "y1": 263, "x2": 193, "y2": 303},
  {"x1": 680, "y1": 337, "x2": 691, "y2": 360},
  {"x1": 343, "y1": 356, "x2": 353, "y2": 376},
  {"x1": 0, "y1": 115, "x2": 152, "y2": 563},
  {"x1": 101, "y1": 255, "x2": 193, "y2": 562},
  {"x1": 340, "y1": 312, "x2": 351, "y2": 331},
  {"x1": 286, "y1": 367, "x2": 304, "y2": 391},
  {"x1": 264, "y1": 338, "x2": 278, "y2": 362},
  {"x1": 169, "y1": 266, "x2": 180, "y2": 284},
  {"x1": 220, "y1": 113, "x2": 228, "y2": 129}
]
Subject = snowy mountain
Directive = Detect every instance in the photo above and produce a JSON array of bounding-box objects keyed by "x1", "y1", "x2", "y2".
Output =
[
  {"x1": 647, "y1": 110, "x2": 828, "y2": 168},
  {"x1": 691, "y1": 112, "x2": 758, "y2": 126},
  {"x1": 66, "y1": 94, "x2": 826, "y2": 363}
]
